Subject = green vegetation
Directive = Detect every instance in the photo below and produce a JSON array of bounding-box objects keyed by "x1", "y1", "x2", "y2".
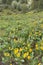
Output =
[
  {"x1": 0, "y1": 10, "x2": 43, "y2": 65},
  {"x1": 0, "y1": 0, "x2": 43, "y2": 65}
]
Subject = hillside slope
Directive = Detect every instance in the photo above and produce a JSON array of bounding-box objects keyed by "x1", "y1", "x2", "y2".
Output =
[{"x1": 0, "y1": 10, "x2": 43, "y2": 65}]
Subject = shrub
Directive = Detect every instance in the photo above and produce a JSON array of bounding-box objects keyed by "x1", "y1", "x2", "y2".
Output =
[
  {"x1": 15, "y1": 0, "x2": 20, "y2": 2},
  {"x1": 2, "y1": 0, "x2": 6, "y2": 4},
  {"x1": 6, "y1": 0, "x2": 13, "y2": 5},
  {"x1": 17, "y1": 3, "x2": 22, "y2": 11},
  {"x1": 11, "y1": 1, "x2": 18, "y2": 10},
  {"x1": 21, "y1": 4, "x2": 29, "y2": 13},
  {"x1": 0, "y1": 5, "x2": 5, "y2": 12},
  {"x1": 20, "y1": 0, "x2": 28, "y2": 4}
]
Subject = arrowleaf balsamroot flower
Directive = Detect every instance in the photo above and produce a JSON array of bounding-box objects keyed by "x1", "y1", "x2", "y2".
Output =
[
  {"x1": 35, "y1": 44, "x2": 39, "y2": 50},
  {"x1": 40, "y1": 46, "x2": 43, "y2": 50},
  {"x1": 23, "y1": 52, "x2": 29, "y2": 58},
  {"x1": 16, "y1": 53, "x2": 20, "y2": 57},
  {"x1": 14, "y1": 48, "x2": 19, "y2": 54},
  {"x1": 4, "y1": 52, "x2": 10, "y2": 57},
  {"x1": 19, "y1": 48, "x2": 23, "y2": 52},
  {"x1": 9, "y1": 47, "x2": 13, "y2": 50},
  {"x1": 10, "y1": 63, "x2": 12, "y2": 65},
  {"x1": 14, "y1": 38, "x2": 18, "y2": 42},
  {"x1": 38, "y1": 63, "x2": 41, "y2": 65},
  {"x1": 27, "y1": 55, "x2": 31, "y2": 60},
  {"x1": 29, "y1": 48, "x2": 32, "y2": 53}
]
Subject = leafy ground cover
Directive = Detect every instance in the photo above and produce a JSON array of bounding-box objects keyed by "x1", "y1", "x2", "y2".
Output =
[{"x1": 0, "y1": 10, "x2": 43, "y2": 65}]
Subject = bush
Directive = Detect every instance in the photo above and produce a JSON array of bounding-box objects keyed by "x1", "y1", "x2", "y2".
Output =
[
  {"x1": 11, "y1": 1, "x2": 30, "y2": 13},
  {"x1": 15, "y1": 0, "x2": 20, "y2": 2},
  {"x1": 2, "y1": 0, "x2": 6, "y2": 4},
  {"x1": 21, "y1": 4, "x2": 29, "y2": 13},
  {"x1": 11, "y1": 1, "x2": 18, "y2": 10},
  {"x1": 17, "y1": 3, "x2": 22, "y2": 11},
  {"x1": 20, "y1": 0, "x2": 28, "y2": 4},
  {"x1": 7, "y1": 0, "x2": 13, "y2": 5},
  {"x1": 0, "y1": 5, "x2": 5, "y2": 12}
]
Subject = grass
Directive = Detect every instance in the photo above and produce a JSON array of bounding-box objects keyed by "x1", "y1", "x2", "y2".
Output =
[{"x1": 0, "y1": 10, "x2": 43, "y2": 65}]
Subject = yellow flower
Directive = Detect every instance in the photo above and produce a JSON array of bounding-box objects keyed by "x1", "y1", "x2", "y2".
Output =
[
  {"x1": 40, "y1": 46, "x2": 43, "y2": 50},
  {"x1": 35, "y1": 44, "x2": 39, "y2": 50},
  {"x1": 35, "y1": 44, "x2": 38, "y2": 47},
  {"x1": 23, "y1": 52, "x2": 29, "y2": 58},
  {"x1": 4, "y1": 52, "x2": 10, "y2": 56},
  {"x1": 36, "y1": 47, "x2": 39, "y2": 50},
  {"x1": 29, "y1": 48, "x2": 32, "y2": 53},
  {"x1": 25, "y1": 47, "x2": 28, "y2": 50},
  {"x1": 14, "y1": 48, "x2": 19, "y2": 54},
  {"x1": 41, "y1": 42, "x2": 43, "y2": 46},
  {"x1": 38, "y1": 63, "x2": 41, "y2": 65},
  {"x1": 9, "y1": 47, "x2": 13, "y2": 50},
  {"x1": 27, "y1": 55, "x2": 31, "y2": 60},
  {"x1": 27, "y1": 44, "x2": 30, "y2": 47},
  {"x1": 14, "y1": 39, "x2": 18, "y2": 42},
  {"x1": 10, "y1": 63, "x2": 12, "y2": 65},
  {"x1": 20, "y1": 48, "x2": 23, "y2": 52},
  {"x1": 16, "y1": 53, "x2": 20, "y2": 57}
]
